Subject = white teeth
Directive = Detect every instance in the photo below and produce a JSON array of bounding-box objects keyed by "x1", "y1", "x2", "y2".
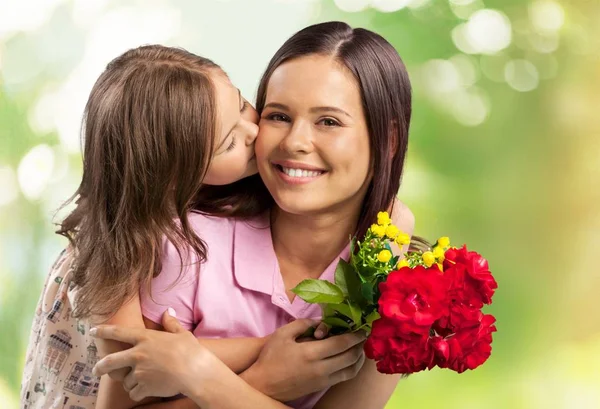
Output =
[{"x1": 281, "y1": 167, "x2": 323, "y2": 178}]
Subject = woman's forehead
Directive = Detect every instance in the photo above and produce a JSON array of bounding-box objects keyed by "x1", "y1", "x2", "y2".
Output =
[{"x1": 266, "y1": 55, "x2": 361, "y2": 109}]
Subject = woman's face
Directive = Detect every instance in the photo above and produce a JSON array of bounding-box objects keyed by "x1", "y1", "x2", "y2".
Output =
[
  {"x1": 204, "y1": 72, "x2": 259, "y2": 185},
  {"x1": 256, "y1": 54, "x2": 372, "y2": 217}
]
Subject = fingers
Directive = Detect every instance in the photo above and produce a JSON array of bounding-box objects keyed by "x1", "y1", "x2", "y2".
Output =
[
  {"x1": 313, "y1": 322, "x2": 329, "y2": 339},
  {"x1": 329, "y1": 348, "x2": 366, "y2": 385},
  {"x1": 320, "y1": 342, "x2": 365, "y2": 373},
  {"x1": 123, "y1": 371, "x2": 138, "y2": 393},
  {"x1": 280, "y1": 318, "x2": 320, "y2": 338},
  {"x1": 312, "y1": 331, "x2": 367, "y2": 359},
  {"x1": 90, "y1": 325, "x2": 145, "y2": 345},
  {"x1": 107, "y1": 367, "x2": 130, "y2": 382},
  {"x1": 161, "y1": 308, "x2": 185, "y2": 334},
  {"x1": 129, "y1": 383, "x2": 148, "y2": 402},
  {"x1": 92, "y1": 350, "x2": 137, "y2": 377}
]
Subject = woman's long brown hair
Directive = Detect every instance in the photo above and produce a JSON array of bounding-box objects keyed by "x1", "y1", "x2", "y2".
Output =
[
  {"x1": 57, "y1": 45, "x2": 264, "y2": 319},
  {"x1": 255, "y1": 21, "x2": 412, "y2": 239}
]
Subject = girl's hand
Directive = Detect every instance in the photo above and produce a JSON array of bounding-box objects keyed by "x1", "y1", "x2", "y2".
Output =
[
  {"x1": 91, "y1": 310, "x2": 215, "y2": 401},
  {"x1": 241, "y1": 319, "x2": 367, "y2": 402}
]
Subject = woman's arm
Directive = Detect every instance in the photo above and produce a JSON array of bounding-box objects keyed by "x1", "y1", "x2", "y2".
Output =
[
  {"x1": 91, "y1": 312, "x2": 291, "y2": 409},
  {"x1": 143, "y1": 316, "x2": 266, "y2": 374},
  {"x1": 92, "y1": 312, "x2": 367, "y2": 408},
  {"x1": 314, "y1": 202, "x2": 415, "y2": 409}
]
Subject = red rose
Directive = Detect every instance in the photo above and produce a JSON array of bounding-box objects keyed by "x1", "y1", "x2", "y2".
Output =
[
  {"x1": 378, "y1": 266, "x2": 450, "y2": 335},
  {"x1": 444, "y1": 246, "x2": 497, "y2": 305},
  {"x1": 431, "y1": 313, "x2": 496, "y2": 373},
  {"x1": 365, "y1": 318, "x2": 434, "y2": 374},
  {"x1": 434, "y1": 302, "x2": 483, "y2": 336}
]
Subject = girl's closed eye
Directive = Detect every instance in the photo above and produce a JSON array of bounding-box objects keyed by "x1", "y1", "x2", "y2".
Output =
[
  {"x1": 241, "y1": 101, "x2": 249, "y2": 113},
  {"x1": 225, "y1": 137, "x2": 237, "y2": 152}
]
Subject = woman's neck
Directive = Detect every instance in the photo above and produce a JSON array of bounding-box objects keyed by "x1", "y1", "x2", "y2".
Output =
[{"x1": 271, "y1": 206, "x2": 358, "y2": 283}]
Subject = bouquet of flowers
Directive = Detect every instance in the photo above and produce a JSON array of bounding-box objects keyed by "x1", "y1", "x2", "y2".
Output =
[{"x1": 292, "y1": 211, "x2": 497, "y2": 375}]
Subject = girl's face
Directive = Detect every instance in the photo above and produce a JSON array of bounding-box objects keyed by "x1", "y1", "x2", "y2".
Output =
[
  {"x1": 256, "y1": 54, "x2": 372, "y2": 217},
  {"x1": 203, "y1": 72, "x2": 259, "y2": 185}
]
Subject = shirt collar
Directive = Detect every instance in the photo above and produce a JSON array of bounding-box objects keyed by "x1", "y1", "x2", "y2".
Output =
[
  {"x1": 233, "y1": 213, "x2": 277, "y2": 295},
  {"x1": 233, "y1": 213, "x2": 352, "y2": 313}
]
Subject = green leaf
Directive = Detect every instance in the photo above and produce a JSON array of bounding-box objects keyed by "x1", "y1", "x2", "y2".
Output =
[
  {"x1": 361, "y1": 282, "x2": 374, "y2": 304},
  {"x1": 324, "y1": 301, "x2": 363, "y2": 327},
  {"x1": 336, "y1": 259, "x2": 364, "y2": 307},
  {"x1": 322, "y1": 317, "x2": 351, "y2": 329},
  {"x1": 334, "y1": 259, "x2": 351, "y2": 295},
  {"x1": 292, "y1": 279, "x2": 345, "y2": 304},
  {"x1": 326, "y1": 302, "x2": 352, "y2": 319},
  {"x1": 358, "y1": 265, "x2": 378, "y2": 279},
  {"x1": 365, "y1": 310, "x2": 381, "y2": 325},
  {"x1": 347, "y1": 301, "x2": 362, "y2": 326},
  {"x1": 353, "y1": 323, "x2": 373, "y2": 335},
  {"x1": 389, "y1": 255, "x2": 399, "y2": 269}
]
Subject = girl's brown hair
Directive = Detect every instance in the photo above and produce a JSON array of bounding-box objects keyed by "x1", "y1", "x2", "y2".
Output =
[
  {"x1": 255, "y1": 21, "x2": 412, "y2": 239},
  {"x1": 58, "y1": 45, "x2": 264, "y2": 319}
]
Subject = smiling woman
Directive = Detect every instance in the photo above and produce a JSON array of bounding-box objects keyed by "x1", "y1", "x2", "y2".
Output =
[
  {"x1": 257, "y1": 54, "x2": 372, "y2": 212},
  {"x1": 255, "y1": 21, "x2": 412, "y2": 240}
]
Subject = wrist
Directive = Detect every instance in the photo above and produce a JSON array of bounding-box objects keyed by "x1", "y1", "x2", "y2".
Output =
[{"x1": 240, "y1": 363, "x2": 271, "y2": 396}]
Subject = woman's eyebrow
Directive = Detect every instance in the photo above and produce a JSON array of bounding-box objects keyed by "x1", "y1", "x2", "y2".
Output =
[
  {"x1": 264, "y1": 102, "x2": 351, "y2": 118},
  {"x1": 309, "y1": 106, "x2": 352, "y2": 118}
]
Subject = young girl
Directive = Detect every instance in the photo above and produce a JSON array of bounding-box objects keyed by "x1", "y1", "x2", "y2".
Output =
[
  {"x1": 93, "y1": 21, "x2": 415, "y2": 409},
  {"x1": 20, "y1": 44, "x2": 366, "y2": 409}
]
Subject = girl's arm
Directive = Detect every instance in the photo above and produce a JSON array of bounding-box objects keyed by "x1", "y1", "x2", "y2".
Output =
[
  {"x1": 94, "y1": 293, "x2": 268, "y2": 409},
  {"x1": 92, "y1": 312, "x2": 367, "y2": 409},
  {"x1": 143, "y1": 316, "x2": 266, "y2": 374},
  {"x1": 94, "y1": 294, "x2": 150, "y2": 409},
  {"x1": 389, "y1": 198, "x2": 415, "y2": 255}
]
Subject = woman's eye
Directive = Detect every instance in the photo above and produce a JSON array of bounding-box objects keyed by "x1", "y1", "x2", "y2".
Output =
[
  {"x1": 267, "y1": 113, "x2": 289, "y2": 122},
  {"x1": 241, "y1": 101, "x2": 249, "y2": 112},
  {"x1": 319, "y1": 118, "x2": 340, "y2": 127}
]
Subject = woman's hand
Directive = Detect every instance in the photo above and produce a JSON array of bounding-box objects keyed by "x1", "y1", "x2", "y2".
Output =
[
  {"x1": 91, "y1": 309, "x2": 214, "y2": 402},
  {"x1": 241, "y1": 319, "x2": 367, "y2": 402}
]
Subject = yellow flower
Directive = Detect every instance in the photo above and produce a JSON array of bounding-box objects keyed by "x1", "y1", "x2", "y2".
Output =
[
  {"x1": 377, "y1": 249, "x2": 392, "y2": 263},
  {"x1": 397, "y1": 258, "x2": 409, "y2": 269},
  {"x1": 422, "y1": 251, "x2": 435, "y2": 267},
  {"x1": 433, "y1": 246, "x2": 445, "y2": 261},
  {"x1": 395, "y1": 233, "x2": 410, "y2": 246},
  {"x1": 385, "y1": 224, "x2": 400, "y2": 239},
  {"x1": 371, "y1": 224, "x2": 386, "y2": 238},
  {"x1": 437, "y1": 236, "x2": 450, "y2": 248},
  {"x1": 377, "y1": 211, "x2": 391, "y2": 226}
]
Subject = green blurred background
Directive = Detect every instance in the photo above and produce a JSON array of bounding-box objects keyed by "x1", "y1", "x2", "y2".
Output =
[{"x1": 1, "y1": 0, "x2": 598, "y2": 407}]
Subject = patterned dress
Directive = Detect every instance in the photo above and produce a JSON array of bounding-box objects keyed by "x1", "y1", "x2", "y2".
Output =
[{"x1": 20, "y1": 248, "x2": 101, "y2": 409}]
